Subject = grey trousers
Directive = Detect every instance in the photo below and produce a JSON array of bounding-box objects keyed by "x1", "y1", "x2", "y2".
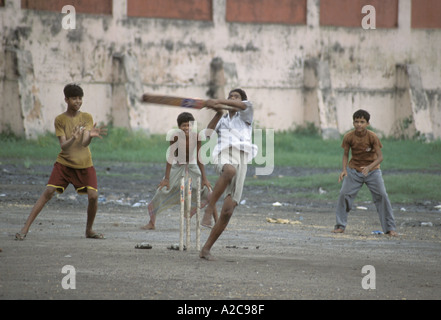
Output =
[{"x1": 335, "y1": 167, "x2": 396, "y2": 233}]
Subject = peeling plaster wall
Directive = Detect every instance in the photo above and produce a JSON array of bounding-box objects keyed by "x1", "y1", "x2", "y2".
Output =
[{"x1": 1, "y1": 0, "x2": 440, "y2": 139}]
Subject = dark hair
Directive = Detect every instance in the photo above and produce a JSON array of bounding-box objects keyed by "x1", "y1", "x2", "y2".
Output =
[
  {"x1": 177, "y1": 112, "x2": 195, "y2": 126},
  {"x1": 64, "y1": 83, "x2": 84, "y2": 98},
  {"x1": 229, "y1": 88, "x2": 247, "y2": 101},
  {"x1": 353, "y1": 109, "x2": 370, "y2": 122}
]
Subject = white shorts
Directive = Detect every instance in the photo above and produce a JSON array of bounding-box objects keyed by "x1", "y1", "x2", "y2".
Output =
[{"x1": 214, "y1": 148, "x2": 248, "y2": 205}]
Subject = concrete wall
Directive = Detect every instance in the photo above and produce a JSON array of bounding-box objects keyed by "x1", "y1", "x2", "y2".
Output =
[{"x1": 1, "y1": 0, "x2": 440, "y2": 140}]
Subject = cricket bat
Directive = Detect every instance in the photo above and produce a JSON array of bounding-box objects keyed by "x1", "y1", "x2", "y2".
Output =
[{"x1": 141, "y1": 93, "x2": 236, "y2": 111}]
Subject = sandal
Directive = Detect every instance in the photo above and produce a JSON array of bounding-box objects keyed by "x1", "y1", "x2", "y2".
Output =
[{"x1": 332, "y1": 227, "x2": 345, "y2": 233}]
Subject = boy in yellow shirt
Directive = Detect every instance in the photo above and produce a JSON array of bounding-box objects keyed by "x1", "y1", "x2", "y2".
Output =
[{"x1": 15, "y1": 83, "x2": 107, "y2": 240}]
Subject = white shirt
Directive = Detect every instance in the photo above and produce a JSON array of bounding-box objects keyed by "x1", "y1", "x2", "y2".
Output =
[{"x1": 212, "y1": 100, "x2": 258, "y2": 162}]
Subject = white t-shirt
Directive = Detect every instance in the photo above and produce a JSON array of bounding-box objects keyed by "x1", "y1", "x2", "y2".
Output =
[{"x1": 212, "y1": 100, "x2": 258, "y2": 163}]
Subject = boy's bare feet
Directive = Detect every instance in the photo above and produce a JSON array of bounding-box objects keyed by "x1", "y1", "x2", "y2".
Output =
[
  {"x1": 86, "y1": 231, "x2": 105, "y2": 239},
  {"x1": 332, "y1": 227, "x2": 345, "y2": 233},
  {"x1": 199, "y1": 248, "x2": 217, "y2": 261},
  {"x1": 141, "y1": 222, "x2": 155, "y2": 230},
  {"x1": 386, "y1": 230, "x2": 398, "y2": 237},
  {"x1": 16, "y1": 226, "x2": 29, "y2": 240},
  {"x1": 15, "y1": 232, "x2": 27, "y2": 240}
]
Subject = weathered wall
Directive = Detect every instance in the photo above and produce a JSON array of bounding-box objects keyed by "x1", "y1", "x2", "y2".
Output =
[{"x1": 1, "y1": 0, "x2": 440, "y2": 140}]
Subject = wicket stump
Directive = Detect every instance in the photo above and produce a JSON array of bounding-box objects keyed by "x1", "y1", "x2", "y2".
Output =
[{"x1": 179, "y1": 169, "x2": 201, "y2": 251}]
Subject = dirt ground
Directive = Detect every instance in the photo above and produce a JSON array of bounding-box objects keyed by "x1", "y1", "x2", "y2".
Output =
[{"x1": 1, "y1": 161, "x2": 440, "y2": 302}]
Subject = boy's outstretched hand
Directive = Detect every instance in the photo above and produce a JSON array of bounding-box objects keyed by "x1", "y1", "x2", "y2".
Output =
[{"x1": 90, "y1": 123, "x2": 108, "y2": 139}]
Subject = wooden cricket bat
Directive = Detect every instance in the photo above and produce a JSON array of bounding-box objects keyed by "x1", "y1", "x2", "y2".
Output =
[{"x1": 141, "y1": 93, "x2": 236, "y2": 110}]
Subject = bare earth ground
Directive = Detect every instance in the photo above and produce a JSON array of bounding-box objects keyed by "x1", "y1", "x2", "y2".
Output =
[{"x1": 1, "y1": 161, "x2": 440, "y2": 302}]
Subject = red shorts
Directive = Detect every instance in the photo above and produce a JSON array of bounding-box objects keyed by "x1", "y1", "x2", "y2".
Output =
[{"x1": 47, "y1": 162, "x2": 98, "y2": 194}]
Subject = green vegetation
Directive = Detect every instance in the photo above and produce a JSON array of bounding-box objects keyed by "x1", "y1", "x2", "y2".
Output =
[
  {"x1": 0, "y1": 128, "x2": 167, "y2": 163},
  {"x1": 1, "y1": 127, "x2": 440, "y2": 205}
]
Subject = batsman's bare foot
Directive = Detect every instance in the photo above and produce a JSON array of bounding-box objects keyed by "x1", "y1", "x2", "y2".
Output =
[
  {"x1": 16, "y1": 227, "x2": 29, "y2": 240},
  {"x1": 199, "y1": 248, "x2": 217, "y2": 261},
  {"x1": 141, "y1": 222, "x2": 155, "y2": 230},
  {"x1": 332, "y1": 227, "x2": 345, "y2": 233},
  {"x1": 86, "y1": 231, "x2": 105, "y2": 239},
  {"x1": 15, "y1": 232, "x2": 27, "y2": 241},
  {"x1": 386, "y1": 230, "x2": 398, "y2": 237}
]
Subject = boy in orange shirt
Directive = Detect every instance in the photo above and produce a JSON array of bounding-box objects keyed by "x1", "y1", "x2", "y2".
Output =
[
  {"x1": 333, "y1": 109, "x2": 397, "y2": 236},
  {"x1": 15, "y1": 83, "x2": 107, "y2": 240}
]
